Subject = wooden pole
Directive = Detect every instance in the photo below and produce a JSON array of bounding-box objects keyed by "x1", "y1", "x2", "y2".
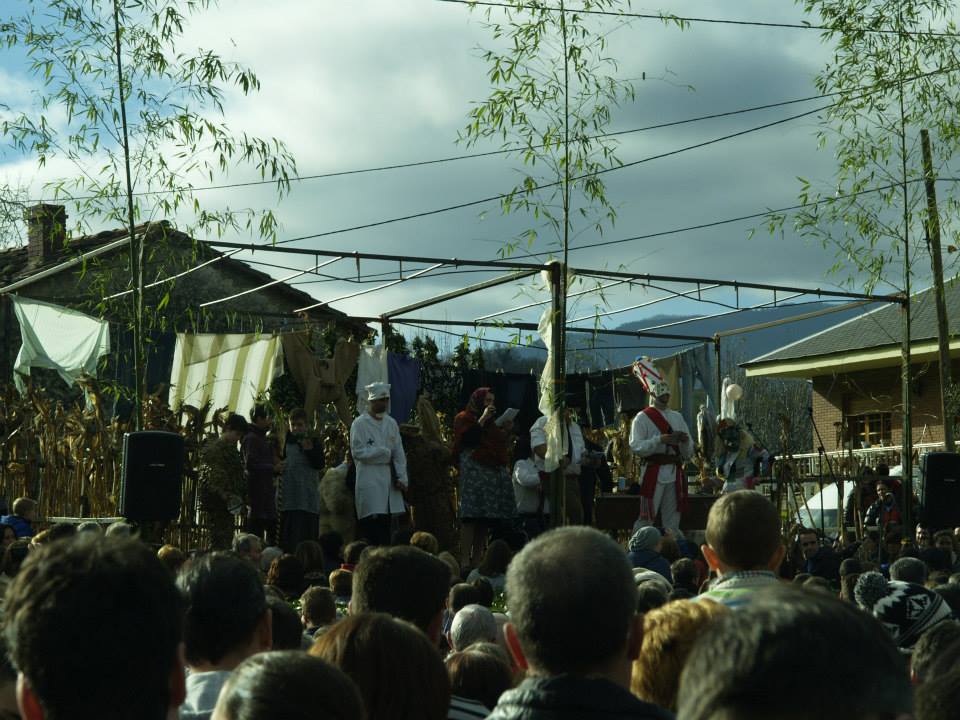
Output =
[
  {"x1": 713, "y1": 335, "x2": 722, "y2": 414},
  {"x1": 920, "y1": 129, "x2": 955, "y2": 453},
  {"x1": 548, "y1": 261, "x2": 566, "y2": 528},
  {"x1": 112, "y1": 0, "x2": 144, "y2": 431},
  {"x1": 896, "y1": 18, "x2": 913, "y2": 529}
]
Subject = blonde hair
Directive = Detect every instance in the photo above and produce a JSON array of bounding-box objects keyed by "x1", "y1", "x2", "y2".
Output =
[
  {"x1": 631, "y1": 599, "x2": 728, "y2": 711},
  {"x1": 410, "y1": 531, "x2": 440, "y2": 556}
]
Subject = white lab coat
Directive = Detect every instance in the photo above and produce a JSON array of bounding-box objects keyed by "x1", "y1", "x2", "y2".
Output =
[
  {"x1": 629, "y1": 408, "x2": 694, "y2": 484},
  {"x1": 350, "y1": 412, "x2": 408, "y2": 519}
]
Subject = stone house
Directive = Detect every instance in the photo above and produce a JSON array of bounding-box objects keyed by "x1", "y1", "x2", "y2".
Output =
[{"x1": 0, "y1": 204, "x2": 368, "y2": 393}]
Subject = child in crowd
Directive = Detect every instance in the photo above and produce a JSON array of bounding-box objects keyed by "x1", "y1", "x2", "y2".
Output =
[{"x1": 0, "y1": 497, "x2": 37, "y2": 538}]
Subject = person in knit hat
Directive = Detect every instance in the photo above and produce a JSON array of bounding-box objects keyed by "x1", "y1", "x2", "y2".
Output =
[
  {"x1": 854, "y1": 571, "x2": 954, "y2": 652},
  {"x1": 627, "y1": 526, "x2": 673, "y2": 582}
]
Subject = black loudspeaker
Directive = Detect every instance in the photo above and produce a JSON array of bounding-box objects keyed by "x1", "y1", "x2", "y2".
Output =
[
  {"x1": 120, "y1": 431, "x2": 184, "y2": 522},
  {"x1": 921, "y1": 452, "x2": 960, "y2": 529}
]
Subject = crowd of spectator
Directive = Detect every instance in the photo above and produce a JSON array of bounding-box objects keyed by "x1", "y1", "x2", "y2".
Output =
[{"x1": 1, "y1": 488, "x2": 960, "y2": 719}]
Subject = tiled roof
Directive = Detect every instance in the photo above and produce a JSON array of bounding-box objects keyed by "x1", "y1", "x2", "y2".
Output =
[
  {"x1": 0, "y1": 225, "x2": 144, "y2": 285},
  {"x1": 743, "y1": 280, "x2": 960, "y2": 366},
  {"x1": 0, "y1": 222, "x2": 360, "y2": 327}
]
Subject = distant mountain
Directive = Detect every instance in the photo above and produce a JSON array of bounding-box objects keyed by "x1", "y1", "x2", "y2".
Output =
[
  {"x1": 558, "y1": 301, "x2": 876, "y2": 372},
  {"x1": 474, "y1": 301, "x2": 876, "y2": 373}
]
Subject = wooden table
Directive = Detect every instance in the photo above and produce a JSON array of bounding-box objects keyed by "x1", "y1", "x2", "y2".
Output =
[{"x1": 594, "y1": 493, "x2": 717, "y2": 533}]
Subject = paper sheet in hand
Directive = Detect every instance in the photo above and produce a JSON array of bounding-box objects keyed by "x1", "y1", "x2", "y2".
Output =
[{"x1": 495, "y1": 407, "x2": 519, "y2": 427}]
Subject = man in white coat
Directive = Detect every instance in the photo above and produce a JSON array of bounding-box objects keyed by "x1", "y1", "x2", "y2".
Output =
[
  {"x1": 350, "y1": 382, "x2": 408, "y2": 546},
  {"x1": 629, "y1": 379, "x2": 693, "y2": 534}
]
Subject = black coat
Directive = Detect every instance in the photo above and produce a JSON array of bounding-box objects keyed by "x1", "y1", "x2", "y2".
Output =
[{"x1": 487, "y1": 675, "x2": 674, "y2": 720}]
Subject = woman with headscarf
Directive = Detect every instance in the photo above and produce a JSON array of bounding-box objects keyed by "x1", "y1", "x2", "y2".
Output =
[{"x1": 453, "y1": 387, "x2": 515, "y2": 568}]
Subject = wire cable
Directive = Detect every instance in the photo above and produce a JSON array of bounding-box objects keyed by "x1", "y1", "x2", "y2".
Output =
[
  {"x1": 260, "y1": 104, "x2": 827, "y2": 247},
  {"x1": 24, "y1": 93, "x2": 839, "y2": 206},
  {"x1": 437, "y1": 0, "x2": 960, "y2": 38}
]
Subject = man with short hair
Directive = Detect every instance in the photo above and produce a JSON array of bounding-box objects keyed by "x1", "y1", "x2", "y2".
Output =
[
  {"x1": 487, "y1": 526, "x2": 671, "y2": 720},
  {"x1": 839, "y1": 557, "x2": 863, "y2": 603},
  {"x1": 890, "y1": 556, "x2": 929, "y2": 585},
  {"x1": 884, "y1": 530, "x2": 905, "y2": 564},
  {"x1": 449, "y1": 603, "x2": 498, "y2": 651},
  {"x1": 300, "y1": 586, "x2": 337, "y2": 637},
  {"x1": 933, "y1": 529, "x2": 958, "y2": 565},
  {"x1": 797, "y1": 527, "x2": 841, "y2": 583},
  {"x1": 328, "y1": 568, "x2": 353, "y2": 605},
  {"x1": 629, "y1": 379, "x2": 693, "y2": 534},
  {"x1": 177, "y1": 552, "x2": 272, "y2": 720},
  {"x1": 696, "y1": 490, "x2": 785, "y2": 609},
  {"x1": 677, "y1": 586, "x2": 913, "y2": 720},
  {"x1": 865, "y1": 477, "x2": 902, "y2": 531},
  {"x1": 349, "y1": 382, "x2": 408, "y2": 546},
  {"x1": 232, "y1": 533, "x2": 262, "y2": 568},
  {"x1": 3, "y1": 537, "x2": 186, "y2": 720},
  {"x1": 350, "y1": 545, "x2": 449, "y2": 642}
]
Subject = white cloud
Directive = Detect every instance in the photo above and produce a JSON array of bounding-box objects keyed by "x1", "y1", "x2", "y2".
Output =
[{"x1": 0, "y1": 0, "x2": 920, "y2": 345}]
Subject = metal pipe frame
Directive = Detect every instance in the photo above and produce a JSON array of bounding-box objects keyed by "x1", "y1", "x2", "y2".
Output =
[
  {"x1": 202, "y1": 240, "x2": 905, "y2": 306},
  {"x1": 352, "y1": 315, "x2": 714, "y2": 343}
]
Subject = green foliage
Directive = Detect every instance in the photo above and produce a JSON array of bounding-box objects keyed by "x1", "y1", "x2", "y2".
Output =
[
  {"x1": 1, "y1": 0, "x2": 296, "y2": 244},
  {"x1": 451, "y1": 336, "x2": 472, "y2": 373},
  {"x1": 460, "y1": 0, "x2": 639, "y2": 253},
  {"x1": 769, "y1": 0, "x2": 960, "y2": 292},
  {"x1": 470, "y1": 344, "x2": 486, "y2": 370},
  {"x1": 0, "y1": 0, "x2": 299, "y2": 415},
  {"x1": 0, "y1": 183, "x2": 29, "y2": 249},
  {"x1": 383, "y1": 325, "x2": 409, "y2": 356}
]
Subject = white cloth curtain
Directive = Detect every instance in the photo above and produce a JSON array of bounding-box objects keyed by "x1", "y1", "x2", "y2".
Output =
[
  {"x1": 12, "y1": 296, "x2": 110, "y2": 394},
  {"x1": 168, "y1": 333, "x2": 283, "y2": 420},
  {"x1": 537, "y1": 307, "x2": 565, "y2": 473}
]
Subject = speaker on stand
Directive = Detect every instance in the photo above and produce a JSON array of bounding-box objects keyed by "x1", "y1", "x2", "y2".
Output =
[
  {"x1": 921, "y1": 452, "x2": 960, "y2": 530},
  {"x1": 120, "y1": 431, "x2": 184, "y2": 524}
]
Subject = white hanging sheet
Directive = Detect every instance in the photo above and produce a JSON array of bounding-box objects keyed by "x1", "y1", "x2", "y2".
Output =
[{"x1": 12, "y1": 296, "x2": 110, "y2": 394}]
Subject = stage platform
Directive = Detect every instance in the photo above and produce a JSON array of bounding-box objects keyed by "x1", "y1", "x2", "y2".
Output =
[{"x1": 594, "y1": 493, "x2": 717, "y2": 533}]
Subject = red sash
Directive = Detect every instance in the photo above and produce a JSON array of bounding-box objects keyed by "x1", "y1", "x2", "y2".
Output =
[{"x1": 638, "y1": 407, "x2": 688, "y2": 513}]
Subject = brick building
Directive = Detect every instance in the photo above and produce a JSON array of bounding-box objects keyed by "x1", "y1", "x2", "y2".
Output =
[
  {"x1": 742, "y1": 283, "x2": 959, "y2": 454},
  {"x1": 0, "y1": 204, "x2": 368, "y2": 391}
]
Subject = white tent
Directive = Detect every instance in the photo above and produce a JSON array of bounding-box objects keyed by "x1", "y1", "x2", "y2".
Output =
[{"x1": 796, "y1": 481, "x2": 855, "y2": 536}]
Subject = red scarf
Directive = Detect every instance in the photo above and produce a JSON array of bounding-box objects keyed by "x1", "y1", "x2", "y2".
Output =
[{"x1": 637, "y1": 406, "x2": 688, "y2": 513}]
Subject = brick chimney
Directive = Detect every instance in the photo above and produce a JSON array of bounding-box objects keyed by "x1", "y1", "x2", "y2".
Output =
[{"x1": 25, "y1": 204, "x2": 67, "y2": 266}]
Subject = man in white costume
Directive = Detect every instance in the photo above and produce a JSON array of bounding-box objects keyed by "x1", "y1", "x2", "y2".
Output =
[
  {"x1": 349, "y1": 382, "x2": 408, "y2": 545},
  {"x1": 629, "y1": 379, "x2": 694, "y2": 534}
]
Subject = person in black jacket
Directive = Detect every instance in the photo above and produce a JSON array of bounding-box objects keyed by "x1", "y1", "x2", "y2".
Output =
[
  {"x1": 487, "y1": 526, "x2": 672, "y2": 720},
  {"x1": 797, "y1": 528, "x2": 842, "y2": 584}
]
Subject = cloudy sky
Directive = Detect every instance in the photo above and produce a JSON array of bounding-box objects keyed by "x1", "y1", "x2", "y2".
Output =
[{"x1": 0, "y1": 0, "x2": 949, "y2": 355}]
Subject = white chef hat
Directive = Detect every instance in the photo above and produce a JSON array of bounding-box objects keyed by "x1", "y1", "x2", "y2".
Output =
[{"x1": 366, "y1": 382, "x2": 391, "y2": 401}]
